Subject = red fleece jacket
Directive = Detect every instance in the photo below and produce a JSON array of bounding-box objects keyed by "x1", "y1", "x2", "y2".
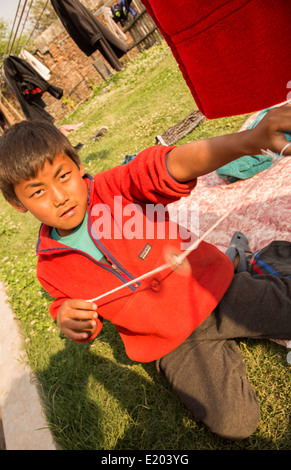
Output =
[
  {"x1": 142, "y1": 0, "x2": 291, "y2": 118},
  {"x1": 36, "y1": 146, "x2": 234, "y2": 362}
]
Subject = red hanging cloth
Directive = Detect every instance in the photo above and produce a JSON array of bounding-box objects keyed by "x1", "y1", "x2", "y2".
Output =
[{"x1": 141, "y1": 0, "x2": 291, "y2": 118}]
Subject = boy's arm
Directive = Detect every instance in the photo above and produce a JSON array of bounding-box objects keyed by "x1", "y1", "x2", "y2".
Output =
[{"x1": 167, "y1": 104, "x2": 291, "y2": 182}]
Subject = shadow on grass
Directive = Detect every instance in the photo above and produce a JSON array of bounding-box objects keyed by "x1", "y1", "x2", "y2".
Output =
[
  {"x1": 36, "y1": 323, "x2": 291, "y2": 451},
  {"x1": 83, "y1": 149, "x2": 110, "y2": 164},
  {"x1": 36, "y1": 327, "x2": 208, "y2": 450}
]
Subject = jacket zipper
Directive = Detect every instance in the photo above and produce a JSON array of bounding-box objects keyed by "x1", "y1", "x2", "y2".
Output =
[
  {"x1": 38, "y1": 245, "x2": 139, "y2": 292},
  {"x1": 111, "y1": 263, "x2": 122, "y2": 274},
  {"x1": 87, "y1": 209, "x2": 139, "y2": 288},
  {"x1": 106, "y1": 260, "x2": 139, "y2": 288},
  {"x1": 77, "y1": 250, "x2": 139, "y2": 290}
]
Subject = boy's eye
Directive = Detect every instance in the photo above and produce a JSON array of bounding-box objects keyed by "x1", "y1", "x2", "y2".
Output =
[
  {"x1": 60, "y1": 172, "x2": 71, "y2": 181},
  {"x1": 31, "y1": 188, "x2": 44, "y2": 198}
]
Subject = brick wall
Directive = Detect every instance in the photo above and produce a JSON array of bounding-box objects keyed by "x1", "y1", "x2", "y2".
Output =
[
  {"x1": 25, "y1": 0, "x2": 156, "y2": 123},
  {"x1": 2, "y1": 0, "x2": 161, "y2": 124}
]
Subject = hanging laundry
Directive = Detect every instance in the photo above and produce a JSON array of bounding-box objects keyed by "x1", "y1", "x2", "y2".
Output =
[
  {"x1": 111, "y1": 0, "x2": 136, "y2": 24},
  {"x1": 50, "y1": 0, "x2": 128, "y2": 71},
  {"x1": 19, "y1": 49, "x2": 51, "y2": 81},
  {"x1": 141, "y1": 0, "x2": 291, "y2": 119},
  {"x1": 2, "y1": 56, "x2": 63, "y2": 122},
  {"x1": 102, "y1": 6, "x2": 128, "y2": 42}
]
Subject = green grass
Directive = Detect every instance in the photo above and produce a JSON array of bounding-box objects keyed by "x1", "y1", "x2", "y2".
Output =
[{"x1": 0, "y1": 42, "x2": 290, "y2": 450}]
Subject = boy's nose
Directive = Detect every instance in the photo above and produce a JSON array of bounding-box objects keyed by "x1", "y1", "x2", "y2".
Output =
[{"x1": 52, "y1": 186, "x2": 69, "y2": 205}]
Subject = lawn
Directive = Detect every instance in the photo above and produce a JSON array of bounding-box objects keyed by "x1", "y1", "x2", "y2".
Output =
[{"x1": 0, "y1": 41, "x2": 290, "y2": 450}]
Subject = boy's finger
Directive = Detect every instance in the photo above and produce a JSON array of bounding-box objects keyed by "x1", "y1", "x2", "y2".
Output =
[
  {"x1": 70, "y1": 309, "x2": 98, "y2": 320},
  {"x1": 69, "y1": 299, "x2": 97, "y2": 310},
  {"x1": 63, "y1": 318, "x2": 96, "y2": 335},
  {"x1": 71, "y1": 319, "x2": 96, "y2": 330},
  {"x1": 281, "y1": 141, "x2": 291, "y2": 156},
  {"x1": 63, "y1": 328, "x2": 91, "y2": 341}
]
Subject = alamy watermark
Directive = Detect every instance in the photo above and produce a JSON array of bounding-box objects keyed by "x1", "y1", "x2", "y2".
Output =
[{"x1": 90, "y1": 196, "x2": 199, "y2": 250}]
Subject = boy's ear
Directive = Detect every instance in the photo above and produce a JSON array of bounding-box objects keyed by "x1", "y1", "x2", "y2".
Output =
[
  {"x1": 8, "y1": 201, "x2": 28, "y2": 213},
  {"x1": 79, "y1": 162, "x2": 85, "y2": 177}
]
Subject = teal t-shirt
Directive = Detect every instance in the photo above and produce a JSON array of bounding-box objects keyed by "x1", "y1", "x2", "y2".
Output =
[{"x1": 51, "y1": 212, "x2": 106, "y2": 262}]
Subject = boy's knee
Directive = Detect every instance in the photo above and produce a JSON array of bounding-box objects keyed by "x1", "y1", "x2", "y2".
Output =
[{"x1": 208, "y1": 403, "x2": 261, "y2": 440}]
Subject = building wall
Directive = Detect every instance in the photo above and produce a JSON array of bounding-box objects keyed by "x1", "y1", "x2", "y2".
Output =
[{"x1": 26, "y1": 0, "x2": 157, "y2": 123}]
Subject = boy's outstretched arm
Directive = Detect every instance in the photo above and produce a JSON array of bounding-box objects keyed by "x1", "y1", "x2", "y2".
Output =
[{"x1": 167, "y1": 103, "x2": 291, "y2": 182}]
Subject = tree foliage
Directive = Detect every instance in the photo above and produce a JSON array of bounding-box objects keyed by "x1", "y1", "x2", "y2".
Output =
[
  {"x1": 28, "y1": 0, "x2": 58, "y2": 36},
  {"x1": 0, "y1": 1, "x2": 57, "y2": 64},
  {"x1": 0, "y1": 18, "x2": 10, "y2": 64},
  {"x1": 0, "y1": 16, "x2": 30, "y2": 64}
]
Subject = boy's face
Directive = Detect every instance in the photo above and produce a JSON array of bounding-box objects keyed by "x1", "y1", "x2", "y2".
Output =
[{"x1": 13, "y1": 153, "x2": 88, "y2": 237}]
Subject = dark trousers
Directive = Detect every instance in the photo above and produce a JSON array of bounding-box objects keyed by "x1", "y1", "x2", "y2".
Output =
[{"x1": 155, "y1": 241, "x2": 291, "y2": 440}]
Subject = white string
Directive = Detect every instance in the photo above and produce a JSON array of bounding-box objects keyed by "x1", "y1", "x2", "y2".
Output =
[
  {"x1": 279, "y1": 142, "x2": 291, "y2": 157},
  {"x1": 87, "y1": 146, "x2": 290, "y2": 303},
  {"x1": 177, "y1": 145, "x2": 290, "y2": 264},
  {"x1": 87, "y1": 261, "x2": 170, "y2": 302}
]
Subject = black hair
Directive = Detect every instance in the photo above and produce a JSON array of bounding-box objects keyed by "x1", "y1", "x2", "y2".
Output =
[{"x1": 0, "y1": 120, "x2": 81, "y2": 206}]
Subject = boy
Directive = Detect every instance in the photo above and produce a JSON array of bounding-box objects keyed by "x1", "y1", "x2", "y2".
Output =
[{"x1": 0, "y1": 104, "x2": 290, "y2": 440}]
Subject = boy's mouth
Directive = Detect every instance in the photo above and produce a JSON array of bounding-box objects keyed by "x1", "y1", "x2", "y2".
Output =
[{"x1": 60, "y1": 205, "x2": 77, "y2": 219}]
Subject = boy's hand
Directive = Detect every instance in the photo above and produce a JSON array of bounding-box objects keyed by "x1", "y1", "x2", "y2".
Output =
[
  {"x1": 57, "y1": 299, "x2": 98, "y2": 341},
  {"x1": 247, "y1": 103, "x2": 291, "y2": 156},
  {"x1": 167, "y1": 102, "x2": 291, "y2": 182}
]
